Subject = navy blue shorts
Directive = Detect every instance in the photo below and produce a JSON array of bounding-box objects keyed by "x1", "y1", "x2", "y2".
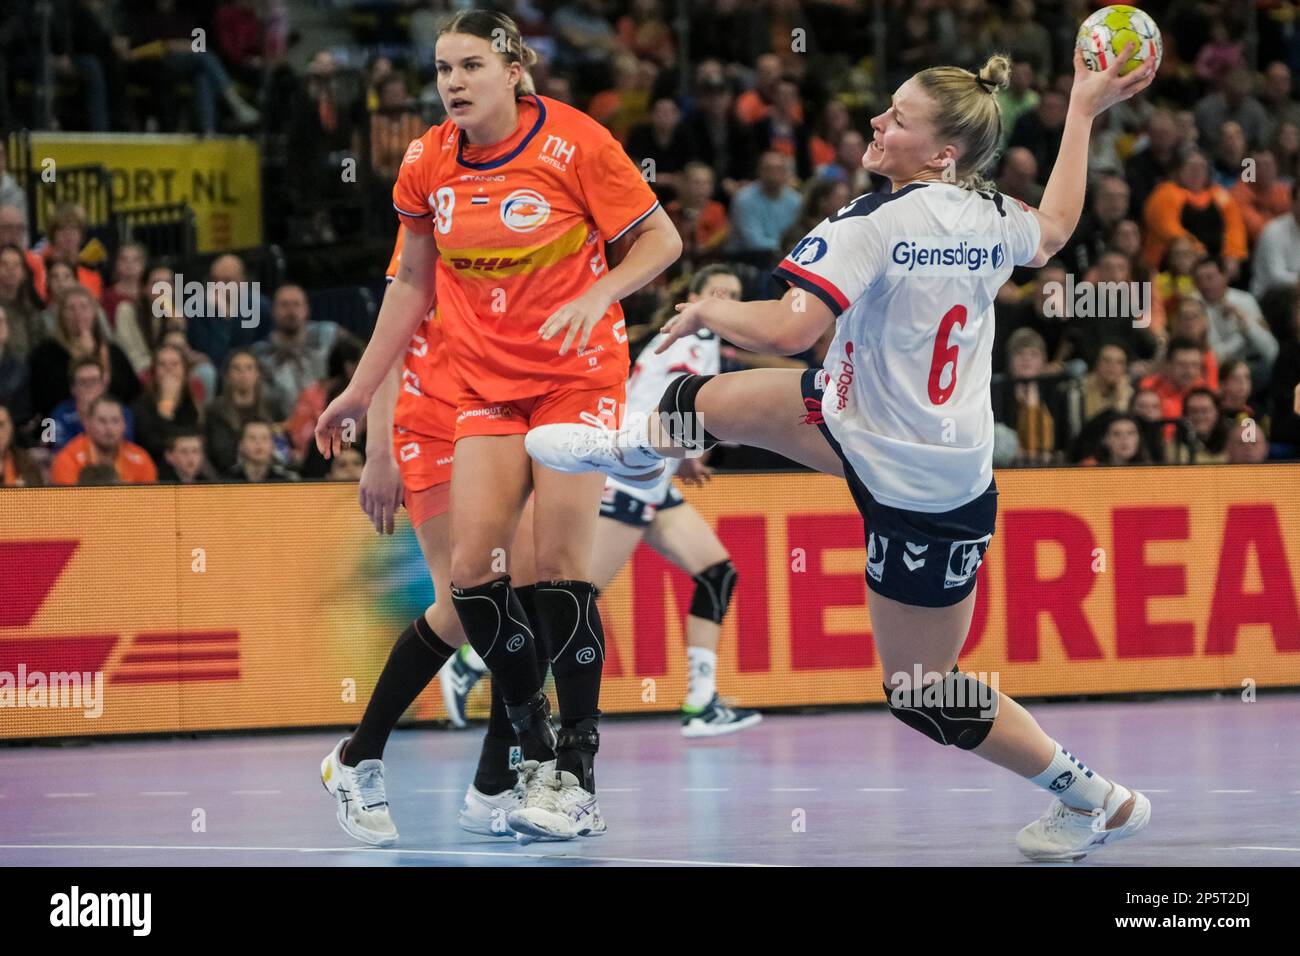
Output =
[
  {"x1": 800, "y1": 368, "x2": 997, "y2": 608},
  {"x1": 599, "y1": 482, "x2": 685, "y2": 527}
]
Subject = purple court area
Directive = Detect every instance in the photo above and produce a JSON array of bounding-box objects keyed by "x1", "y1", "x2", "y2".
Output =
[{"x1": 2, "y1": 694, "x2": 1297, "y2": 867}]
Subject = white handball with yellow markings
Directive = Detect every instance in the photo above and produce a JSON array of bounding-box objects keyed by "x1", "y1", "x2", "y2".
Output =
[{"x1": 1076, "y1": 5, "x2": 1162, "y2": 75}]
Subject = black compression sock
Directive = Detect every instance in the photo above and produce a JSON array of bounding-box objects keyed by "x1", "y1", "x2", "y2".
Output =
[
  {"x1": 473, "y1": 731, "x2": 519, "y2": 796},
  {"x1": 515, "y1": 583, "x2": 550, "y2": 685},
  {"x1": 343, "y1": 615, "x2": 455, "y2": 766},
  {"x1": 533, "y1": 580, "x2": 605, "y2": 789}
]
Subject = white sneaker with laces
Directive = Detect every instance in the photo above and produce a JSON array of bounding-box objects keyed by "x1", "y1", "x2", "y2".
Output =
[
  {"x1": 320, "y1": 738, "x2": 398, "y2": 847},
  {"x1": 458, "y1": 783, "x2": 523, "y2": 837},
  {"x1": 506, "y1": 759, "x2": 603, "y2": 844},
  {"x1": 1017, "y1": 784, "x2": 1151, "y2": 862},
  {"x1": 525, "y1": 423, "x2": 665, "y2": 483}
]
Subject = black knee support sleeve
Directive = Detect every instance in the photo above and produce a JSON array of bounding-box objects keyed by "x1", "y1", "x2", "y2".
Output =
[
  {"x1": 690, "y1": 559, "x2": 737, "y2": 624},
  {"x1": 657, "y1": 374, "x2": 722, "y2": 452},
  {"x1": 450, "y1": 575, "x2": 542, "y2": 706},
  {"x1": 883, "y1": 668, "x2": 999, "y2": 750},
  {"x1": 538, "y1": 580, "x2": 606, "y2": 678}
]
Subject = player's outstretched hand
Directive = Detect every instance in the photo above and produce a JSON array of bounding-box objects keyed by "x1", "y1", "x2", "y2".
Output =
[
  {"x1": 315, "y1": 385, "x2": 372, "y2": 460},
  {"x1": 655, "y1": 300, "x2": 709, "y2": 354},
  {"x1": 358, "y1": 449, "x2": 404, "y2": 535},
  {"x1": 1068, "y1": 43, "x2": 1156, "y2": 119},
  {"x1": 539, "y1": 287, "x2": 614, "y2": 356}
]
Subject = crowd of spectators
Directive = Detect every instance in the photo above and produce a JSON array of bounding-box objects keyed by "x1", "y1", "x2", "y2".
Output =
[
  {"x1": 0, "y1": 197, "x2": 369, "y2": 485},
  {"x1": 3, "y1": 0, "x2": 1300, "y2": 485}
]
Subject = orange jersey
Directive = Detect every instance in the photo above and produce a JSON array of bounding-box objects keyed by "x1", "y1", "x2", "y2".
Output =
[
  {"x1": 50, "y1": 434, "x2": 157, "y2": 485},
  {"x1": 386, "y1": 226, "x2": 458, "y2": 442},
  {"x1": 392, "y1": 94, "x2": 660, "y2": 402}
]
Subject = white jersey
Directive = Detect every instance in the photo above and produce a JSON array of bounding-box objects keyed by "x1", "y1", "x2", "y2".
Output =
[
  {"x1": 606, "y1": 327, "x2": 720, "y2": 504},
  {"x1": 774, "y1": 182, "x2": 1041, "y2": 512}
]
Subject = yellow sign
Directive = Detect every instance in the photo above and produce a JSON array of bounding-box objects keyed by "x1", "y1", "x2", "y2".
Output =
[{"x1": 27, "y1": 132, "x2": 262, "y2": 253}]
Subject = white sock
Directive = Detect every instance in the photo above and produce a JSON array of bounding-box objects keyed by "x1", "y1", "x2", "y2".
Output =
[
  {"x1": 1030, "y1": 742, "x2": 1125, "y2": 812},
  {"x1": 685, "y1": 646, "x2": 717, "y2": 710}
]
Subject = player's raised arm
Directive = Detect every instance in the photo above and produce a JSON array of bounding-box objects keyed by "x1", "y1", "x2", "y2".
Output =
[
  {"x1": 658, "y1": 286, "x2": 835, "y2": 357},
  {"x1": 1028, "y1": 45, "x2": 1156, "y2": 266}
]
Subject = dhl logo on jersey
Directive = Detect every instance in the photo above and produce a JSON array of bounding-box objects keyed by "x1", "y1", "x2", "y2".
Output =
[
  {"x1": 439, "y1": 221, "x2": 591, "y2": 278},
  {"x1": 448, "y1": 255, "x2": 534, "y2": 273}
]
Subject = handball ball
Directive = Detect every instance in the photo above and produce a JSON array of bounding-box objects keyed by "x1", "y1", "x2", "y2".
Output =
[{"x1": 1076, "y1": 5, "x2": 1162, "y2": 76}]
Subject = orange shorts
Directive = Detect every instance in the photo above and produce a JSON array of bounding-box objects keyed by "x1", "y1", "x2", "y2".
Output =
[
  {"x1": 393, "y1": 426, "x2": 455, "y2": 526},
  {"x1": 453, "y1": 382, "x2": 627, "y2": 443}
]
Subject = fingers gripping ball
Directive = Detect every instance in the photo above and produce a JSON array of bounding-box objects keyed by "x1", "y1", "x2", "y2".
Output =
[{"x1": 1077, "y1": 5, "x2": 1162, "y2": 76}]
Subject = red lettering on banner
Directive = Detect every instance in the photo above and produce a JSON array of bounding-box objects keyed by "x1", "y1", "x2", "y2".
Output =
[
  {"x1": 787, "y1": 514, "x2": 872, "y2": 669},
  {"x1": 0, "y1": 540, "x2": 79, "y2": 627},
  {"x1": 1003, "y1": 511, "x2": 1102, "y2": 661},
  {"x1": 1206, "y1": 504, "x2": 1300, "y2": 653},
  {"x1": 628, "y1": 544, "x2": 694, "y2": 676},
  {"x1": 715, "y1": 516, "x2": 770, "y2": 672},
  {"x1": 1113, "y1": 506, "x2": 1194, "y2": 658}
]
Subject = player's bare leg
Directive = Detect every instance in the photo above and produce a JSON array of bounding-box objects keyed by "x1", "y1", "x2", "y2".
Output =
[
  {"x1": 869, "y1": 587, "x2": 1150, "y2": 861},
  {"x1": 644, "y1": 503, "x2": 761, "y2": 735},
  {"x1": 527, "y1": 368, "x2": 845, "y2": 478}
]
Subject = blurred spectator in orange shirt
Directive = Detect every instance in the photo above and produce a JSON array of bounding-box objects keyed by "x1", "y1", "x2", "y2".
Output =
[
  {"x1": 1230, "y1": 150, "x2": 1294, "y2": 245},
  {"x1": 1142, "y1": 151, "x2": 1247, "y2": 280},
  {"x1": 0, "y1": 403, "x2": 41, "y2": 486},
  {"x1": 283, "y1": 335, "x2": 362, "y2": 467},
  {"x1": 588, "y1": 52, "x2": 655, "y2": 142},
  {"x1": 1165, "y1": 296, "x2": 1220, "y2": 390},
  {"x1": 809, "y1": 100, "x2": 851, "y2": 169},
  {"x1": 736, "y1": 54, "x2": 800, "y2": 126},
  {"x1": 667, "y1": 163, "x2": 731, "y2": 266},
  {"x1": 51, "y1": 396, "x2": 157, "y2": 485},
  {"x1": 37, "y1": 203, "x2": 103, "y2": 301},
  {"x1": 1140, "y1": 336, "x2": 1213, "y2": 421},
  {"x1": 616, "y1": 0, "x2": 675, "y2": 67}
]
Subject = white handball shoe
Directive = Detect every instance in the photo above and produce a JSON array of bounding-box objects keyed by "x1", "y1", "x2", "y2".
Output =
[
  {"x1": 320, "y1": 738, "x2": 398, "y2": 847},
  {"x1": 506, "y1": 759, "x2": 606, "y2": 844},
  {"x1": 1017, "y1": 784, "x2": 1151, "y2": 862},
  {"x1": 458, "y1": 783, "x2": 524, "y2": 837},
  {"x1": 524, "y1": 423, "x2": 664, "y2": 483}
]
